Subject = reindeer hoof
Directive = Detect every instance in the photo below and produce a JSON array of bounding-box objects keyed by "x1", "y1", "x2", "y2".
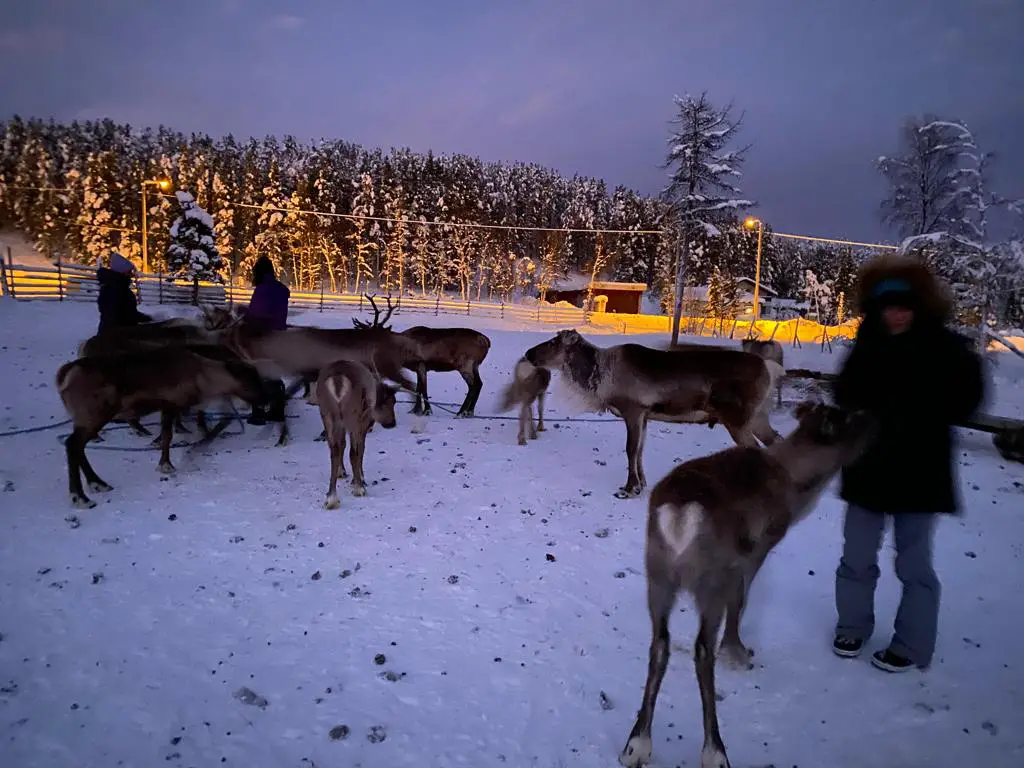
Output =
[
  {"x1": 148, "y1": 436, "x2": 162, "y2": 448},
  {"x1": 87, "y1": 480, "x2": 113, "y2": 493},
  {"x1": 614, "y1": 486, "x2": 643, "y2": 500},
  {"x1": 315, "y1": 431, "x2": 327, "y2": 442},
  {"x1": 536, "y1": 424, "x2": 546, "y2": 432},
  {"x1": 352, "y1": 485, "x2": 367, "y2": 498},
  {"x1": 323, "y1": 494, "x2": 340, "y2": 510},
  {"x1": 518, "y1": 436, "x2": 528, "y2": 446},
  {"x1": 700, "y1": 744, "x2": 731, "y2": 768},
  {"x1": 70, "y1": 494, "x2": 97, "y2": 510},
  {"x1": 619, "y1": 734, "x2": 652, "y2": 767},
  {"x1": 157, "y1": 462, "x2": 176, "y2": 475},
  {"x1": 719, "y1": 643, "x2": 755, "y2": 671}
]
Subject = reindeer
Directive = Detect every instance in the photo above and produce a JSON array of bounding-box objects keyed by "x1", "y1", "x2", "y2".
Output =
[
  {"x1": 618, "y1": 402, "x2": 874, "y2": 768},
  {"x1": 497, "y1": 357, "x2": 551, "y2": 445},
  {"x1": 352, "y1": 295, "x2": 491, "y2": 417},
  {"x1": 740, "y1": 338, "x2": 785, "y2": 408},
  {"x1": 78, "y1": 318, "x2": 215, "y2": 439},
  {"x1": 524, "y1": 329, "x2": 785, "y2": 498},
  {"x1": 313, "y1": 359, "x2": 399, "y2": 509},
  {"x1": 56, "y1": 344, "x2": 284, "y2": 509}
]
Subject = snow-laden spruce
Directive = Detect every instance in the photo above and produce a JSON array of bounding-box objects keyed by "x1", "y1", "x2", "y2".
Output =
[{"x1": 165, "y1": 190, "x2": 224, "y2": 304}]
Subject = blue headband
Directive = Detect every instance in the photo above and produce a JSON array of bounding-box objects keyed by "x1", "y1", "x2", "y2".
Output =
[{"x1": 871, "y1": 277, "x2": 911, "y2": 298}]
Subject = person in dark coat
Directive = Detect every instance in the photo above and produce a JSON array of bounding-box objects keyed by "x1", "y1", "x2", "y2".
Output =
[
  {"x1": 242, "y1": 256, "x2": 290, "y2": 425},
  {"x1": 243, "y1": 256, "x2": 290, "y2": 334},
  {"x1": 831, "y1": 254, "x2": 986, "y2": 673},
  {"x1": 96, "y1": 252, "x2": 152, "y2": 334}
]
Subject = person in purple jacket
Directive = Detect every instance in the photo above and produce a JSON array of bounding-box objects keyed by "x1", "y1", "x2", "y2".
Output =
[{"x1": 243, "y1": 256, "x2": 290, "y2": 425}]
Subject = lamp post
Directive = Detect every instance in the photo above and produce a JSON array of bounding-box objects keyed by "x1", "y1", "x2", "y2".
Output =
[
  {"x1": 141, "y1": 178, "x2": 172, "y2": 274},
  {"x1": 743, "y1": 216, "x2": 764, "y2": 323}
]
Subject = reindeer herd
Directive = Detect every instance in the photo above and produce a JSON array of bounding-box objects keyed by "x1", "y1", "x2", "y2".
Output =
[{"x1": 51, "y1": 296, "x2": 876, "y2": 768}]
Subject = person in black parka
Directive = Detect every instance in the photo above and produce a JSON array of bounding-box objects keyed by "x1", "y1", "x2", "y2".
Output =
[
  {"x1": 96, "y1": 252, "x2": 152, "y2": 334},
  {"x1": 831, "y1": 254, "x2": 985, "y2": 673}
]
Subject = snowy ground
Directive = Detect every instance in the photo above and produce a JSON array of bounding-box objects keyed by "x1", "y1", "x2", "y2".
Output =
[{"x1": 1, "y1": 299, "x2": 1023, "y2": 768}]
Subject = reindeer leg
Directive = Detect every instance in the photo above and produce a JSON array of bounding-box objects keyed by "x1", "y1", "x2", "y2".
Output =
[
  {"x1": 66, "y1": 427, "x2": 97, "y2": 509},
  {"x1": 418, "y1": 363, "x2": 433, "y2": 417},
  {"x1": 619, "y1": 576, "x2": 679, "y2": 767},
  {"x1": 536, "y1": 390, "x2": 546, "y2": 432},
  {"x1": 615, "y1": 411, "x2": 646, "y2": 499},
  {"x1": 315, "y1": 428, "x2": 327, "y2": 442},
  {"x1": 174, "y1": 412, "x2": 191, "y2": 434},
  {"x1": 724, "y1": 420, "x2": 760, "y2": 448},
  {"x1": 78, "y1": 442, "x2": 113, "y2": 496},
  {"x1": 637, "y1": 413, "x2": 649, "y2": 489},
  {"x1": 695, "y1": 599, "x2": 731, "y2": 768},
  {"x1": 129, "y1": 418, "x2": 152, "y2": 438},
  {"x1": 469, "y1": 366, "x2": 484, "y2": 415},
  {"x1": 456, "y1": 368, "x2": 476, "y2": 417},
  {"x1": 157, "y1": 409, "x2": 177, "y2": 475},
  {"x1": 324, "y1": 435, "x2": 343, "y2": 510},
  {"x1": 517, "y1": 401, "x2": 530, "y2": 446},
  {"x1": 410, "y1": 364, "x2": 426, "y2": 415},
  {"x1": 350, "y1": 429, "x2": 367, "y2": 497},
  {"x1": 195, "y1": 409, "x2": 210, "y2": 438},
  {"x1": 719, "y1": 569, "x2": 755, "y2": 671}
]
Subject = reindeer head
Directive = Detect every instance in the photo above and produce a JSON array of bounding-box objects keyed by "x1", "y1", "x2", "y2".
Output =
[
  {"x1": 525, "y1": 328, "x2": 583, "y2": 368},
  {"x1": 352, "y1": 295, "x2": 396, "y2": 331},
  {"x1": 373, "y1": 381, "x2": 400, "y2": 429},
  {"x1": 201, "y1": 304, "x2": 244, "y2": 332},
  {"x1": 790, "y1": 400, "x2": 875, "y2": 461}
]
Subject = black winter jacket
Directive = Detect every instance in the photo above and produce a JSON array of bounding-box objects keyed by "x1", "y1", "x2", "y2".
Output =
[
  {"x1": 96, "y1": 267, "x2": 152, "y2": 334},
  {"x1": 833, "y1": 322, "x2": 985, "y2": 515}
]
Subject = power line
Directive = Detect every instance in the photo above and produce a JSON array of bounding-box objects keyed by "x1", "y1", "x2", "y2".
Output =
[{"x1": 1, "y1": 181, "x2": 902, "y2": 248}]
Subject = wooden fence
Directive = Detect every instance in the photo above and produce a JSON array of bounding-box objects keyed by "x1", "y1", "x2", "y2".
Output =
[{"x1": 1, "y1": 257, "x2": 860, "y2": 344}]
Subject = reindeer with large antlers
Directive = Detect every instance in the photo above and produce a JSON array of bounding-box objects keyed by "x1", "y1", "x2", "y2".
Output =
[{"x1": 351, "y1": 294, "x2": 492, "y2": 418}]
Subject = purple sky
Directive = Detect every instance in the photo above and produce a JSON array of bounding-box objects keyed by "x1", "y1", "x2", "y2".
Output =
[{"x1": 2, "y1": 0, "x2": 1022, "y2": 242}]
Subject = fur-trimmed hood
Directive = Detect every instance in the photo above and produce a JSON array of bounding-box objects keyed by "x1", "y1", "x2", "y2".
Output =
[{"x1": 853, "y1": 254, "x2": 952, "y2": 326}]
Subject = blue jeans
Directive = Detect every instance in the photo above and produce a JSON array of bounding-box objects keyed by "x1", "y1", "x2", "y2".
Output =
[{"x1": 834, "y1": 504, "x2": 940, "y2": 667}]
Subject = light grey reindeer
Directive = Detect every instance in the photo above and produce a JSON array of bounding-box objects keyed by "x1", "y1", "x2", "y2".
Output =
[
  {"x1": 524, "y1": 329, "x2": 784, "y2": 499},
  {"x1": 497, "y1": 357, "x2": 552, "y2": 445},
  {"x1": 618, "y1": 401, "x2": 874, "y2": 768},
  {"x1": 740, "y1": 338, "x2": 785, "y2": 408},
  {"x1": 314, "y1": 359, "x2": 399, "y2": 509}
]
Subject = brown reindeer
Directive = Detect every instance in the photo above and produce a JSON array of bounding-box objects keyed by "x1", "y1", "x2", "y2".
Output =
[
  {"x1": 618, "y1": 402, "x2": 874, "y2": 768},
  {"x1": 78, "y1": 318, "x2": 215, "y2": 439},
  {"x1": 314, "y1": 359, "x2": 399, "y2": 509},
  {"x1": 496, "y1": 357, "x2": 551, "y2": 445},
  {"x1": 524, "y1": 329, "x2": 784, "y2": 499},
  {"x1": 56, "y1": 344, "x2": 284, "y2": 509},
  {"x1": 740, "y1": 338, "x2": 785, "y2": 408},
  {"x1": 352, "y1": 295, "x2": 491, "y2": 417}
]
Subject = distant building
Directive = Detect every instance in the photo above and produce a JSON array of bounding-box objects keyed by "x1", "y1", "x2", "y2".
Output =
[{"x1": 546, "y1": 279, "x2": 648, "y2": 314}]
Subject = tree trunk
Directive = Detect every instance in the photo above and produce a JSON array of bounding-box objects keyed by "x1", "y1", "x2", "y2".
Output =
[{"x1": 670, "y1": 225, "x2": 690, "y2": 346}]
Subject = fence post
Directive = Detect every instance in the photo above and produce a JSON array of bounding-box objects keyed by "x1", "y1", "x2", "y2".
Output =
[
  {"x1": 501, "y1": 299, "x2": 505, "y2": 320},
  {"x1": 158, "y1": 267, "x2": 163, "y2": 305},
  {"x1": 57, "y1": 254, "x2": 64, "y2": 301},
  {"x1": 434, "y1": 293, "x2": 440, "y2": 316},
  {"x1": 319, "y1": 276, "x2": 325, "y2": 313},
  {"x1": 5, "y1": 247, "x2": 14, "y2": 300},
  {"x1": 466, "y1": 297, "x2": 470, "y2": 316},
  {"x1": 0, "y1": 257, "x2": 7, "y2": 299}
]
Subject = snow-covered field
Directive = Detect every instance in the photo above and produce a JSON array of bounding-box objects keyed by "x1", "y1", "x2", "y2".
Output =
[{"x1": 1, "y1": 299, "x2": 1023, "y2": 768}]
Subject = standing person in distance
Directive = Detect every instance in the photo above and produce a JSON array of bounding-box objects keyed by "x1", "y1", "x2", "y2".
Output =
[
  {"x1": 831, "y1": 254, "x2": 985, "y2": 672},
  {"x1": 242, "y1": 255, "x2": 291, "y2": 426}
]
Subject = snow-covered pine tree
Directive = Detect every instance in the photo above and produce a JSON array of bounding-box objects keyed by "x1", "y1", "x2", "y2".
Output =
[
  {"x1": 803, "y1": 269, "x2": 834, "y2": 323},
  {"x1": 661, "y1": 92, "x2": 753, "y2": 344},
  {"x1": 166, "y1": 190, "x2": 223, "y2": 305},
  {"x1": 878, "y1": 116, "x2": 984, "y2": 241}
]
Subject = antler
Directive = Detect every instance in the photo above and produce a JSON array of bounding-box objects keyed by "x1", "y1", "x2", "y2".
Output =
[{"x1": 351, "y1": 293, "x2": 396, "y2": 330}]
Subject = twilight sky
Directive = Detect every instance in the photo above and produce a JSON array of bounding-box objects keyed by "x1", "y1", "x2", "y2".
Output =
[{"x1": 2, "y1": 0, "x2": 1022, "y2": 242}]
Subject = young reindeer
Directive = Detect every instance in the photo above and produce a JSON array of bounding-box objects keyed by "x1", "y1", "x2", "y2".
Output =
[
  {"x1": 740, "y1": 338, "x2": 785, "y2": 409},
  {"x1": 352, "y1": 294, "x2": 492, "y2": 417},
  {"x1": 525, "y1": 329, "x2": 785, "y2": 499},
  {"x1": 497, "y1": 357, "x2": 551, "y2": 445},
  {"x1": 618, "y1": 401, "x2": 874, "y2": 768},
  {"x1": 314, "y1": 359, "x2": 399, "y2": 509},
  {"x1": 56, "y1": 344, "x2": 281, "y2": 509}
]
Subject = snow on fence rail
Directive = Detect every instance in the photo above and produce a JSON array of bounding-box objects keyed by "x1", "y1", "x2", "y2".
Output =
[{"x1": 1, "y1": 259, "x2": 865, "y2": 343}]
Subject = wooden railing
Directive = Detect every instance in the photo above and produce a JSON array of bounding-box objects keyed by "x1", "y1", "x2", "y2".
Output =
[{"x1": 1, "y1": 259, "x2": 861, "y2": 343}]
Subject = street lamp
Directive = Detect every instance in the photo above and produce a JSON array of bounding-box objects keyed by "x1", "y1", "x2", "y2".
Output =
[
  {"x1": 141, "y1": 177, "x2": 172, "y2": 274},
  {"x1": 743, "y1": 216, "x2": 764, "y2": 323}
]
